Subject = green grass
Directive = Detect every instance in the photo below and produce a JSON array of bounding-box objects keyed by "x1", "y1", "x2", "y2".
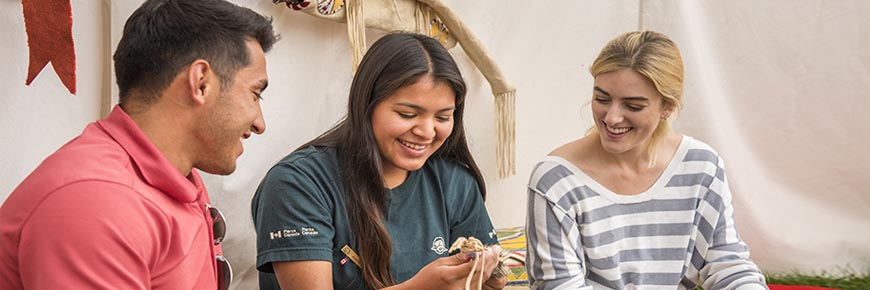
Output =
[
  {"x1": 691, "y1": 269, "x2": 870, "y2": 290},
  {"x1": 764, "y1": 271, "x2": 870, "y2": 290}
]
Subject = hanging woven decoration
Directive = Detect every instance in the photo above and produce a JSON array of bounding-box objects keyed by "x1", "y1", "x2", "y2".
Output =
[
  {"x1": 274, "y1": 0, "x2": 516, "y2": 177},
  {"x1": 22, "y1": 0, "x2": 77, "y2": 95}
]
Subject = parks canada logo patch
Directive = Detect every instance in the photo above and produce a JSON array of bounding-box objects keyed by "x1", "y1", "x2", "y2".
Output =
[{"x1": 431, "y1": 236, "x2": 448, "y2": 254}]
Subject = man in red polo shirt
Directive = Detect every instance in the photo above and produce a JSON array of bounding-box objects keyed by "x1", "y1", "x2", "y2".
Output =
[{"x1": 0, "y1": 0, "x2": 278, "y2": 289}]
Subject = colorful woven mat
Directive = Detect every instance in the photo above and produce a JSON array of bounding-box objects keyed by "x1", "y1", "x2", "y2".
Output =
[{"x1": 496, "y1": 226, "x2": 528, "y2": 286}]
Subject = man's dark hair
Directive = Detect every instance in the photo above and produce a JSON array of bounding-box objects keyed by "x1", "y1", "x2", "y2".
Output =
[{"x1": 113, "y1": 0, "x2": 278, "y2": 105}]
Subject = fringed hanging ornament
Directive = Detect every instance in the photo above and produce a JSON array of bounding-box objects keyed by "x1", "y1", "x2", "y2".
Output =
[{"x1": 273, "y1": 0, "x2": 516, "y2": 177}]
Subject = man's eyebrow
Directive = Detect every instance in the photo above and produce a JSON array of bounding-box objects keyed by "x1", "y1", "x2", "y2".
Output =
[{"x1": 255, "y1": 79, "x2": 268, "y2": 91}]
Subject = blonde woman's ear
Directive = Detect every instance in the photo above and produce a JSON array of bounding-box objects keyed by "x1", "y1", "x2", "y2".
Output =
[{"x1": 661, "y1": 112, "x2": 671, "y2": 120}]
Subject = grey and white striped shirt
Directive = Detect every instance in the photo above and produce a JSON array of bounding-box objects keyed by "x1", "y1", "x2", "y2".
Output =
[{"x1": 526, "y1": 136, "x2": 767, "y2": 290}]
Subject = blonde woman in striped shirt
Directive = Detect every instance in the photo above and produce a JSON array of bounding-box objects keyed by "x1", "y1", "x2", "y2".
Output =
[{"x1": 525, "y1": 31, "x2": 767, "y2": 290}]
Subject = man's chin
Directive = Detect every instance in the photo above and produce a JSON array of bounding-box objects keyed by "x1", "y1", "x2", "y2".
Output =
[{"x1": 198, "y1": 163, "x2": 237, "y2": 176}]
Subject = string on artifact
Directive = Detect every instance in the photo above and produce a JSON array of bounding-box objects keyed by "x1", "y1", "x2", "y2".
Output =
[{"x1": 346, "y1": 0, "x2": 366, "y2": 74}]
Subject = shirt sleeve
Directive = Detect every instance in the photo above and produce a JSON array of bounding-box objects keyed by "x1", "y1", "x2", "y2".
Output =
[
  {"x1": 447, "y1": 176, "x2": 498, "y2": 247},
  {"x1": 525, "y1": 164, "x2": 592, "y2": 290},
  {"x1": 18, "y1": 181, "x2": 157, "y2": 290},
  {"x1": 252, "y1": 161, "x2": 336, "y2": 273},
  {"x1": 700, "y1": 158, "x2": 768, "y2": 290}
]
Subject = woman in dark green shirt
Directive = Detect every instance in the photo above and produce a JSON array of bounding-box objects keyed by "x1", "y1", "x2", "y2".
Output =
[{"x1": 252, "y1": 32, "x2": 505, "y2": 290}]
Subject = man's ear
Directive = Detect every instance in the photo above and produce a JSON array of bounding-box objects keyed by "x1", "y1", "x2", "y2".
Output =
[{"x1": 187, "y1": 59, "x2": 214, "y2": 105}]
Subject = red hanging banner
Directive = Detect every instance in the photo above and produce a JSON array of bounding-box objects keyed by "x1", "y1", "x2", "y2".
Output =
[{"x1": 22, "y1": 0, "x2": 77, "y2": 95}]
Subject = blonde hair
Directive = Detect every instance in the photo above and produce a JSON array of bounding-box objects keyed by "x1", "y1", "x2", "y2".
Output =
[{"x1": 588, "y1": 30, "x2": 684, "y2": 166}]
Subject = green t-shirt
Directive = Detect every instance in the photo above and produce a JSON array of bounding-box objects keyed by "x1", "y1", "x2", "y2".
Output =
[{"x1": 252, "y1": 146, "x2": 498, "y2": 290}]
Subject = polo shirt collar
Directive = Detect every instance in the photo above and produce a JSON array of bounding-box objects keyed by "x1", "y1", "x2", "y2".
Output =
[{"x1": 98, "y1": 105, "x2": 204, "y2": 203}]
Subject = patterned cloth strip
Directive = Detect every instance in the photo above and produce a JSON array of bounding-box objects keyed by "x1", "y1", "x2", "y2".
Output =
[{"x1": 496, "y1": 226, "x2": 529, "y2": 286}]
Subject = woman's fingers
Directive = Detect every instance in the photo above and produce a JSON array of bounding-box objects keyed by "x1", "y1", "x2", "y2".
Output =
[
  {"x1": 420, "y1": 244, "x2": 504, "y2": 289},
  {"x1": 482, "y1": 245, "x2": 502, "y2": 274},
  {"x1": 438, "y1": 253, "x2": 478, "y2": 281},
  {"x1": 483, "y1": 275, "x2": 508, "y2": 290}
]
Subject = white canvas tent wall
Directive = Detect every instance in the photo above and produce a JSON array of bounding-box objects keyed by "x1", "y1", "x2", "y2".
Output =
[{"x1": 1, "y1": 1, "x2": 867, "y2": 289}]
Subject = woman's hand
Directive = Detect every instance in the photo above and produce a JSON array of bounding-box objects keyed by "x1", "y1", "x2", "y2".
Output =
[
  {"x1": 476, "y1": 245, "x2": 506, "y2": 290},
  {"x1": 397, "y1": 245, "x2": 504, "y2": 290},
  {"x1": 483, "y1": 274, "x2": 508, "y2": 290},
  {"x1": 273, "y1": 246, "x2": 506, "y2": 290},
  {"x1": 397, "y1": 253, "x2": 475, "y2": 290}
]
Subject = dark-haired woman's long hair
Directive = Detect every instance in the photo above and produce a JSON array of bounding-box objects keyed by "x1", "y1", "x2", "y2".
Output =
[{"x1": 296, "y1": 32, "x2": 486, "y2": 289}]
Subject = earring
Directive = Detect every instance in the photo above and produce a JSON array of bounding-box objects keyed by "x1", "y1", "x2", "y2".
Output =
[{"x1": 660, "y1": 113, "x2": 670, "y2": 121}]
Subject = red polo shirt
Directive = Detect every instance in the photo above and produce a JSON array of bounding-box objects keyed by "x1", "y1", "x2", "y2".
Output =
[{"x1": 0, "y1": 106, "x2": 223, "y2": 289}]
